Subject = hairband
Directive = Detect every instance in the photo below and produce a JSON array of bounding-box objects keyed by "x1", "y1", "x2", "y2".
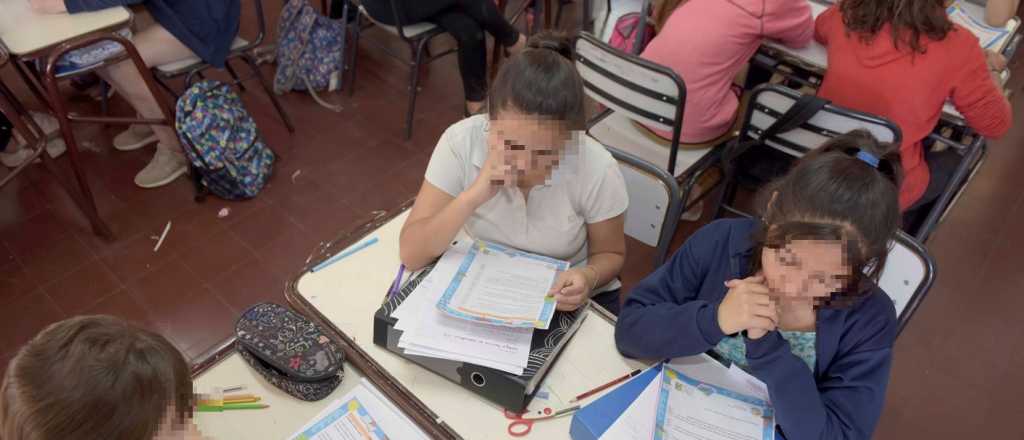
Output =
[{"x1": 855, "y1": 150, "x2": 880, "y2": 169}]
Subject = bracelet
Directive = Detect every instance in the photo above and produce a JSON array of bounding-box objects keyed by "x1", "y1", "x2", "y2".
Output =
[{"x1": 581, "y1": 265, "x2": 600, "y2": 291}]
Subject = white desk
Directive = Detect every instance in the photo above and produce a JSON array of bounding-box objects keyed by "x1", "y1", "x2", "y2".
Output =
[
  {"x1": 189, "y1": 206, "x2": 742, "y2": 438},
  {"x1": 761, "y1": 0, "x2": 1018, "y2": 122},
  {"x1": 0, "y1": 0, "x2": 130, "y2": 57}
]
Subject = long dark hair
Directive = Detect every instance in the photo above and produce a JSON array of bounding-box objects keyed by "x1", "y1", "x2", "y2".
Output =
[
  {"x1": 840, "y1": 0, "x2": 953, "y2": 54},
  {"x1": 489, "y1": 31, "x2": 585, "y2": 130},
  {"x1": 749, "y1": 130, "x2": 902, "y2": 304}
]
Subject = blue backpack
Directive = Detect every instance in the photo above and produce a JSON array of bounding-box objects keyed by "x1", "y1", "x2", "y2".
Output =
[
  {"x1": 175, "y1": 80, "x2": 275, "y2": 201},
  {"x1": 274, "y1": 0, "x2": 348, "y2": 111}
]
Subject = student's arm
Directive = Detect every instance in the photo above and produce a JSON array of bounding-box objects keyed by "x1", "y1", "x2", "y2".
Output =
[
  {"x1": 813, "y1": 5, "x2": 839, "y2": 46},
  {"x1": 744, "y1": 298, "x2": 897, "y2": 440},
  {"x1": 399, "y1": 182, "x2": 483, "y2": 271},
  {"x1": 399, "y1": 128, "x2": 506, "y2": 271},
  {"x1": 764, "y1": 0, "x2": 815, "y2": 48},
  {"x1": 985, "y1": 0, "x2": 1020, "y2": 27},
  {"x1": 614, "y1": 222, "x2": 728, "y2": 359},
  {"x1": 549, "y1": 215, "x2": 626, "y2": 311},
  {"x1": 951, "y1": 43, "x2": 1012, "y2": 140}
]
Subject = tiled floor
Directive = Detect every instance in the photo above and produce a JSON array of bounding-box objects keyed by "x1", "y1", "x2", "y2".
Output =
[{"x1": 1, "y1": 3, "x2": 1022, "y2": 439}]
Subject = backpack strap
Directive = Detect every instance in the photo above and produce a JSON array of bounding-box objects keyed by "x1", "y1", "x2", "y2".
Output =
[{"x1": 723, "y1": 93, "x2": 830, "y2": 167}]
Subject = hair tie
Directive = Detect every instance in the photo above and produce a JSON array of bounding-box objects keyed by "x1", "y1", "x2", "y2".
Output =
[{"x1": 855, "y1": 150, "x2": 880, "y2": 168}]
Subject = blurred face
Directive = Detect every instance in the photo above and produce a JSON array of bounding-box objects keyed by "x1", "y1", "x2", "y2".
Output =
[
  {"x1": 489, "y1": 111, "x2": 571, "y2": 186},
  {"x1": 760, "y1": 239, "x2": 851, "y2": 305}
]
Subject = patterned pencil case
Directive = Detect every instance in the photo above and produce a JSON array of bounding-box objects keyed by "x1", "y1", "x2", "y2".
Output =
[{"x1": 235, "y1": 303, "x2": 344, "y2": 401}]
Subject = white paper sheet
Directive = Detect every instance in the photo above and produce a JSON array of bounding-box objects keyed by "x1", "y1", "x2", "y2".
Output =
[
  {"x1": 727, "y1": 364, "x2": 771, "y2": 403},
  {"x1": 438, "y1": 241, "x2": 565, "y2": 329},
  {"x1": 655, "y1": 366, "x2": 774, "y2": 440},
  {"x1": 392, "y1": 241, "x2": 533, "y2": 375},
  {"x1": 600, "y1": 367, "x2": 661, "y2": 440},
  {"x1": 288, "y1": 382, "x2": 429, "y2": 440}
]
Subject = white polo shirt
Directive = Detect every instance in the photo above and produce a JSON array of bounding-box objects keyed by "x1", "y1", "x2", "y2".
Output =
[{"x1": 425, "y1": 116, "x2": 629, "y2": 287}]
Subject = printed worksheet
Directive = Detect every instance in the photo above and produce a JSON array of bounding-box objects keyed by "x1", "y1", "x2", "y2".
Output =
[
  {"x1": 437, "y1": 241, "x2": 568, "y2": 329},
  {"x1": 654, "y1": 366, "x2": 775, "y2": 440}
]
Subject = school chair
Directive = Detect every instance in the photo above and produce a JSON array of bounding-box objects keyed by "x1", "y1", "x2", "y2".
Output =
[
  {"x1": 28, "y1": 33, "x2": 178, "y2": 239},
  {"x1": 713, "y1": 84, "x2": 902, "y2": 220},
  {"x1": 908, "y1": 129, "x2": 988, "y2": 243},
  {"x1": 350, "y1": 1, "x2": 458, "y2": 140},
  {"x1": 575, "y1": 32, "x2": 723, "y2": 266},
  {"x1": 605, "y1": 144, "x2": 684, "y2": 268},
  {"x1": 878, "y1": 231, "x2": 936, "y2": 338},
  {"x1": 152, "y1": 0, "x2": 295, "y2": 133}
]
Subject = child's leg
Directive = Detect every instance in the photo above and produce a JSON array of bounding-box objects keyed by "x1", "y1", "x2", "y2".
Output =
[{"x1": 99, "y1": 22, "x2": 195, "y2": 152}]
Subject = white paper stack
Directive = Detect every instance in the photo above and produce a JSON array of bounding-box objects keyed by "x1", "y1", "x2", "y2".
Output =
[{"x1": 391, "y1": 241, "x2": 534, "y2": 376}]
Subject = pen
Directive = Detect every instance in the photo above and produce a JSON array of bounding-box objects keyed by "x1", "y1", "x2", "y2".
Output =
[
  {"x1": 569, "y1": 369, "x2": 643, "y2": 403},
  {"x1": 311, "y1": 237, "x2": 379, "y2": 272},
  {"x1": 197, "y1": 403, "x2": 269, "y2": 412}
]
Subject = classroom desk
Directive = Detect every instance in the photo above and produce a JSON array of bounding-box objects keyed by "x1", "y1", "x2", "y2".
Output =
[
  {"x1": 189, "y1": 202, "x2": 747, "y2": 438},
  {"x1": 759, "y1": 0, "x2": 1018, "y2": 124},
  {"x1": 0, "y1": 0, "x2": 130, "y2": 58},
  {"x1": 287, "y1": 205, "x2": 652, "y2": 439}
]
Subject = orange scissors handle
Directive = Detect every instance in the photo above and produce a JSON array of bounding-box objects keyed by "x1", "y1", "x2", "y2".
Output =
[{"x1": 507, "y1": 419, "x2": 534, "y2": 437}]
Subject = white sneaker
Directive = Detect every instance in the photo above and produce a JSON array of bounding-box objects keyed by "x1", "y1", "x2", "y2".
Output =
[
  {"x1": 113, "y1": 124, "x2": 158, "y2": 151},
  {"x1": 0, "y1": 137, "x2": 67, "y2": 168},
  {"x1": 681, "y1": 200, "x2": 704, "y2": 222},
  {"x1": 134, "y1": 146, "x2": 188, "y2": 188}
]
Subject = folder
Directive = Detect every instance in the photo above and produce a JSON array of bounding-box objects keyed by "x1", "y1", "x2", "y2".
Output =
[{"x1": 570, "y1": 364, "x2": 662, "y2": 440}]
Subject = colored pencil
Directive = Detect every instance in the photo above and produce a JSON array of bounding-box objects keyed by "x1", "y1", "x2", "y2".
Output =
[
  {"x1": 569, "y1": 369, "x2": 643, "y2": 403},
  {"x1": 311, "y1": 237, "x2": 379, "y2": 272}
]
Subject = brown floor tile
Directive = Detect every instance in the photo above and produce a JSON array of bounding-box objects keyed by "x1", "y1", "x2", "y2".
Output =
[
  {"x1": 81, "y1": 289, "x2": 161, "y2": 334},
  {"x1": 126, "y1": 258, "x2": 209, "y2": 315},
  {"x1": 99, "y1": 228, "x2": 181, "y2": 283},
  {"x1": 256, "y1": 229, "x2": 325, "y2": 281},
  {"x1": 44, "y1": 258, "x2": 122, "y2": 315},
  {"x1": 154, "y1": 291, "x2": 236, "y2": 360},
  {"x1": 0, "y1": 291, "x2": 65, "y2": 351},
  {"x1": 178, "y1": 231, "x2": 254, "y2": 285},
  {"x1": 0, "y1": 208, "x2": 72, "y2": 259},
  {"x1": 0, "y1": 257, "x2": 37, "y2": 307},
  {"x1": 229, "y1": 204, "x2": 300, "y2": 252},
  {"x1": 18, "y1": 235, "x2": 95, "y2": 287},
  {"x1": 210, "y1": 256, "x2": 287, "y2": 313}
]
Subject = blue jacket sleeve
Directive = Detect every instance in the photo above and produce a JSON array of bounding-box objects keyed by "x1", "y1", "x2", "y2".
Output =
[
  {"x1": 614, "y1": 222, "x2": 729, "y2": 359},
  {"x1": 744, "y1": 300, "x2": 896, "y2": 440},
  {"x1": 64, "y1": 0, "x2": 143, "y2": 13}
]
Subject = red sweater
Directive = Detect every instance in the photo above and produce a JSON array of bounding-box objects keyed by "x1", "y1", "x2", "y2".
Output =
[{"x1": 815, "y1": 6, "x2": 1012, "y2": 209}]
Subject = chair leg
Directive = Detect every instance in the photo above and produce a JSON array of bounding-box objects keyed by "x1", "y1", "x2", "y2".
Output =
[
  {"x1": 349, "y1": 17, "x2": 362, "y2": 97},
  {"x1": 225, "y1": 60, "x2": 246, "y2": 92},
  {"x1": 154, "y1": 75, "x2": 180, "y2": 99},
  {"x1": 244, "y1": 54, "x2": 295, "y2": 133},
  {"x1": 405, "y1": 39, "x2": 429, "y2": 140},
  {"x1": 51, "y1": 109, "x2": 113, "y2": 239}
]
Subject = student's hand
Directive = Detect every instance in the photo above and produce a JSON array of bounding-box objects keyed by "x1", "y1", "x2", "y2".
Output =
[
  {"x1": 986, "y1": 50, "x2": 1008, "y2": 72},
  {"x1": 465, "y1": 141, "x2": 512, "y2": 207},
  {"x1": 717, "y1": 276, "x2": 778, "y2": 338},
  {"x1": 549, "y1": 267, "x2": 595, "y2": 311},
  {"x1": 28, "y1": 0, "x2": 67, "y2": 14}
]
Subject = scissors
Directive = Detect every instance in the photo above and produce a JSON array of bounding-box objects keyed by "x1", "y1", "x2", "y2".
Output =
[{"x1": 504, "y1": 405, "x2": 580, "y2": 437}]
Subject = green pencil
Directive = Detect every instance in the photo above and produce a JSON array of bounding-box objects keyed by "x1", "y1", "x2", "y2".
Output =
[{"x1": 197, "y1": 403, "x2": 269, "y2": 412}]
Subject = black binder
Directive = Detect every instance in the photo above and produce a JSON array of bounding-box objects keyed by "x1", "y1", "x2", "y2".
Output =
[{"x1": 372, "y1": 263, "x2": 586, "y2": 412}]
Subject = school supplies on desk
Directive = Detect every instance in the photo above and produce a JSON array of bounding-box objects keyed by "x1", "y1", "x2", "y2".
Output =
[
  {"x1": 312, "y1": 237, "x2": 379, "y2": 272},
  {"x1": 571, "y1": 358, "x2": 775, "y2": 440},
  {"x1": 437, "y1": 240, "x2": 569, "y2": 330},
  {"x1": 373, "y1": 239, "x2": 587, "y2": 411}
]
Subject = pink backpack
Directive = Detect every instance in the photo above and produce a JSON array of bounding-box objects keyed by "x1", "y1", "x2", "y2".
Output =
[{"x1": 608, "y1": 12, "x2": 655, "y2": 54}]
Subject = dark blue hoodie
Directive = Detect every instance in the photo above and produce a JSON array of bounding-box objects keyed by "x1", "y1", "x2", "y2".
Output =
[
  {"x1": 64, "y1": 0, "x2": 240, "y2": 67},
  {"x1": 616, "y1": 218, "x2": 897, "y2": 440}
]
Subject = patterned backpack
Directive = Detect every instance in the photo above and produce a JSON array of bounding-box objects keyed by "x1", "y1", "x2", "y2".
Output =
[
  {"x1": 274, "y1": 0, "x2": 348, "y2": 111},
  {"x1": 175, "y1": 80, "x2": 275, "y2": 201}
]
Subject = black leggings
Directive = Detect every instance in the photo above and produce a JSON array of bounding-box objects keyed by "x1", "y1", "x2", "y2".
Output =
[{"x1": 364, "y1": 0, "x2": 520, "y2": 102}]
